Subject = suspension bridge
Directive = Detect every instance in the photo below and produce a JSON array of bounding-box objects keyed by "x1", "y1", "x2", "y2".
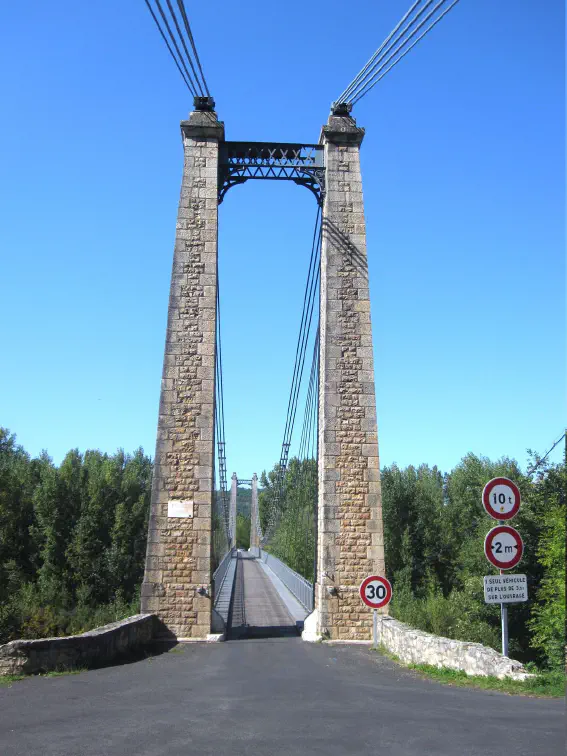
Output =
[
  {"x1": 140, "y1": 0, "x2": 464, "y2": 642},
  {"x1": 2, "y1": 4, "x2": 564, "y2": 756}
]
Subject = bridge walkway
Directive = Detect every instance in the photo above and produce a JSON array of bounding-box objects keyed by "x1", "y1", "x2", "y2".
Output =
[{"x1": 227, "y1": 552, "x2": 308, "y2": 639}]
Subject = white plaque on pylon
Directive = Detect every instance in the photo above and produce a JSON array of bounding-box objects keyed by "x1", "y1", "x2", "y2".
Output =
[{"x1": 168, "y1": 500, "x2": 194, "y2": 518}]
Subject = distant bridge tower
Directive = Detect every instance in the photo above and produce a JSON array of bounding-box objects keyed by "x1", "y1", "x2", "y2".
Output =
[
  {"x1": 229, "y1": 473, "x2": 238, "y2": 549},
  {"x1": 249, "y1": 473, "x2": 260, "y2": 553}
]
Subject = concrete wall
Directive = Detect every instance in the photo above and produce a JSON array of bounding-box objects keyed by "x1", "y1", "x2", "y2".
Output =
[
  {"x1": 376, "y1": 615, "x2": 532, "y2": 680},
  {"x1": 0, "y1": 614, "x2": 156, "y2": 677}
]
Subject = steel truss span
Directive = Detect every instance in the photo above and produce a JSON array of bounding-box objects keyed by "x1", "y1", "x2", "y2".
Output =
[{"x1": 218, "y1": 142, "x2": 325, "y2": 205}]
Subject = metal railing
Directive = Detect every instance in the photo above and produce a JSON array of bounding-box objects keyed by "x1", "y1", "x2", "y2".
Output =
[
  {"x1": 260, "y1": 549, "x2": 314, "y2": 612},
  {"x1": 213, "y1": 548, "x2": 235, "y2": 605}
]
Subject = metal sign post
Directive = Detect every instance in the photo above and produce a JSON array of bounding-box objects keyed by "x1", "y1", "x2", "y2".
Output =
[
  {"x1": 373, "y1": 609, "x2": 378, "y2": 649},
  {"x1": 482, "y1": 477, "x2": 523, "y2": 659},
  {"x1": 500, "y1": 568, "x2": 509, "y2": 657}
]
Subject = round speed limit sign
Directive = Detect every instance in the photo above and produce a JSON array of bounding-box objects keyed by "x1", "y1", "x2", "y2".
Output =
[{"x1": 360, "y1": 575, "x2": 392, "y2": 609}]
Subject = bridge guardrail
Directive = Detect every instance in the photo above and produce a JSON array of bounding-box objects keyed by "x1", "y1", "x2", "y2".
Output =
[
  {"x1": 213, "y1": 548, "x2": 236, "y2": 605},
  {"x1": 259, "y1": 550, "x2": 314, "y2": 612}
]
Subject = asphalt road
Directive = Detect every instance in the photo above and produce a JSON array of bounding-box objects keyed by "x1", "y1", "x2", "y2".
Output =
[{"x1": 0, "y1": 639, "x2": 563, "y2": 756}]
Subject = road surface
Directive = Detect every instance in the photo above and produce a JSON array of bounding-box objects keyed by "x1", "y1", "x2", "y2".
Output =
[{"x1": 0, "y1": 638, "x2": 562, "y2": 755}]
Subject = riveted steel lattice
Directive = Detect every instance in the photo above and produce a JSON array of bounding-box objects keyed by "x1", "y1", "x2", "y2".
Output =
[{"x1": 218, "y1": 142, "x2": 325, "y2": 205}]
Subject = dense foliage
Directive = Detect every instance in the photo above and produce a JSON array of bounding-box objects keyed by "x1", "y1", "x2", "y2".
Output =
[
  {"x1": 259, "y1": 450, "x2": 565, "y2": 671},
  {"x1": 1, "y1": 424, "x2": 563, "y2": 674},
  {"x1": 0, "y1": 428, "x2": 150, "y2": 643},
  {"x1": 259, "y1": 458, "x2": 317, "y2": 581},
  {"x1": 235, "y1": 513, "x2": 251, "y2": 549},
  {"x1": 383, "y1": 453, "x2": 565, "y2": 669}
]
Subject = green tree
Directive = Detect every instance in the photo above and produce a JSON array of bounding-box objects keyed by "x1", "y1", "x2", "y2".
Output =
[
  {"x1": 108, "y1": 449, "x2": 151, "y2": 602},
  {"x1": 0, "y1": 428, "x2": 37, "y2": 597},
  {"x1": 235, "y1": 513, "x2": 251, "y2": 549},
  {"x1": 528, "y1": 461, "x2": 566, "y2": 669},
  {"x1": 260, "y1": 458, "x2": 316, "y2": 581}
]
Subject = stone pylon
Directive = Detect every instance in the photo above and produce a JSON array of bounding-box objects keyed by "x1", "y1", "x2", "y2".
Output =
[
  {"x1": 250, "y1": 473, "x2": 260, "y2": 552},
  {"x1": 312, "y1": 112, "x2": 385, "y2": 641},
  {"x1": 141, "y1": 109, "x2": 224, "y2": 639},
  {"x1": 229, "y1": 473, "x2": 238, "y2": 548}
]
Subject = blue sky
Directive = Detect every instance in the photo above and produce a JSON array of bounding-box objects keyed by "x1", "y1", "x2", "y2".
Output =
[{"x1": 1, "y1": 0, "x2": 564, "y2": 479}]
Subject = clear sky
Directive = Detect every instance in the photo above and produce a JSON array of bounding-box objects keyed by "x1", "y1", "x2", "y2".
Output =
[{"x1": 1, "y1": 0, "x2": 564, "y2": 479}]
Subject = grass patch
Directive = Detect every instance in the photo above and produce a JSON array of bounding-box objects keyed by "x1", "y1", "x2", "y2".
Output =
[
  {"x1": 371, "y1": 643, "x2": 400, "y2": 662},
  {"x1": 43, "y1": 667, "x2": 87, "y2": 678},
  {"x1": 0, "y1": 674, "x2": 25, "y2": 686},
  {"x1": 407, "y1": 663, "x2": 565, "y2": 697},
  {"x1": 370, "y1": 645, "x2": 565, "y2": 697},
  {"x1": 0, "y1": 666, "x2": 87, "y2": 686}
]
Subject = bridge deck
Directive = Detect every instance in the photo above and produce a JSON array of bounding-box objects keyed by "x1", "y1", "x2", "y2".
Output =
[{"x1": 228, "y1": 553, "x2": 301, "y2": 639}]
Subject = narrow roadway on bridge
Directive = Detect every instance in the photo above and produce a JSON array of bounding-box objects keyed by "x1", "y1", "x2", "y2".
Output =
[
  {"x1": 1, "y1": 638, "x2": 562, "y2": 756},
  {"x1": 228, "y1": 552, "x2": 302, "y2": 639}
]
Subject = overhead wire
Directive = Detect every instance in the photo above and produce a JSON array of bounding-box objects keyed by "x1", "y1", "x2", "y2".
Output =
[{"x1": 526, "y1": 432, "x2": 566, "y2": 476}]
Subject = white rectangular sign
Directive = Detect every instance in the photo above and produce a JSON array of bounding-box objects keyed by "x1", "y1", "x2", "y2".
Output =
[
  {"x1": 483, "y1": 574, "x2": 527, "y2": 604},
  {"x1": 168, "y1": 500, "x2": 194, "y2": 518}
]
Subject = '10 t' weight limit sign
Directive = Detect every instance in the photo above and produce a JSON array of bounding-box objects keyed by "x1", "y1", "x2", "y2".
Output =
[
  {"x1": 482, "y1": 477, "x2": 521, "y2": 520},
  {"x1": 360, "y1": 575, "x2": 392, "y2": 609}
]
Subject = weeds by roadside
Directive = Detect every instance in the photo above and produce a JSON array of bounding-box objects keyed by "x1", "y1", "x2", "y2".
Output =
[{"x1": 371, "y1": 646, "x2": 565, "y2": 697}]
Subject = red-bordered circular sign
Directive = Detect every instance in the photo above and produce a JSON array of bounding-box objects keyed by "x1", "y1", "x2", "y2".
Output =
[
  {"x1": 482, "y1": 477, "x2": 521, "y2": 521},
  {"x1": 359, "y1": 575, "x2": 392, "y2": 609},
  {"x1": 484, "y1": 525, "x2": 524, "y2": 570}
]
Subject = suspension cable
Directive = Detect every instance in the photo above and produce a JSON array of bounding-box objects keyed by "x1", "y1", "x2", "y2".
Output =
[
  {"x1": 261, "y1": 211, "x2": 322, "y2": 546},
  {"x1": 345, "y1": 0, "x2": 436, "y2": 103},
  {"x1": 176, "y1": 0, "x2": 211, "y2": 96},
  {"x1": 143, "y1": 0, "x2": 213, "y2": 101},
  {"x1": 333, "y1": 0, "x2": 461, "y2": 108},
  {"x1": 143, "y1": 0, "x2": 193, "y2": 92},
  {"x1": 215, "y1": 279, "x2": 230, "y2": 546},
  {"x1": 165, "y1": 0, "x2": 205, "y2": 96},
  {"x1": 337, "y1": 0, "x2": 423, "y2": 104},
  {"x1": 352, "y1": 0, "x2": 462, "y2": 104}
]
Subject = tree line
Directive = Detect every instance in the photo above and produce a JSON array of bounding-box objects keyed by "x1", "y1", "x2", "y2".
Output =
[
  {"x1": 259, "y1": 450, "x2": 565, "y2": 671},
  {"x1": 0, "y1": 428, "x2": 150, "y2": 643},
  {"x1": 1, "y1": 425, "x2": 564, "y2": 673}
]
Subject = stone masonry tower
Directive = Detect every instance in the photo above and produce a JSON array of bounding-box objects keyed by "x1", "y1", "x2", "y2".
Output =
[
  {"x1": 141, "y1": 105, "x2": 384, "y2": 641},
  {"x1": 314, "y1": 113, "x2": 385, "y2": 640},
  {"x1": 141, "y1": 108, "x2": 224, "y2": 639}
]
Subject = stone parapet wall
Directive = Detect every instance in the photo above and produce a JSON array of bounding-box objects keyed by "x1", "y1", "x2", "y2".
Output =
[
  {"x1": 376, "y1": 616, "x2": 532, "y2": 680},
  {"x1": 0, "y1": 614, "x2": 156, "y2": 677}
]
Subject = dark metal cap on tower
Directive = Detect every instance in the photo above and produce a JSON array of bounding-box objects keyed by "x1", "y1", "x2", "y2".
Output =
[
  {"x1": 330, "y1": 101, "x2": 353, "y2": 116},
  {"x1": 193, "y1": 95, "x2": 216, "y2": 112}
]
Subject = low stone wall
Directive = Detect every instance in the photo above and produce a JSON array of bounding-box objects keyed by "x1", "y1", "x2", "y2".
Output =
[
  {"x1": 376, "y1": 616, "x2": 531, "y2": 680},
  {"x1": 0, "y1": 614, "x2": 156, "y2": 677}
]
